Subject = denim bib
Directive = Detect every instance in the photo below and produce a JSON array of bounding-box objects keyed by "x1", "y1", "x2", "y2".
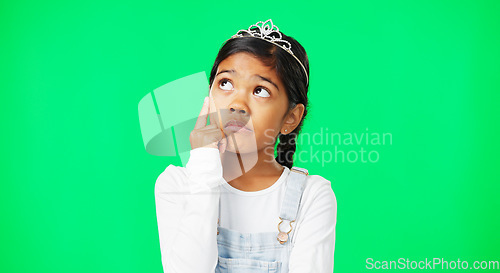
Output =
[{"x1": 216, "y1": 167, "x2": 309, "y2": 273}]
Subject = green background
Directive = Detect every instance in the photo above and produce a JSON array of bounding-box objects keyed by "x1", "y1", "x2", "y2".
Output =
[{"x1": 1, "y1": 0, "x2": 499, "y2": 272}]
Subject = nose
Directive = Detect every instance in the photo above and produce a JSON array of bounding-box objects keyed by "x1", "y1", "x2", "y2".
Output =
[
  {"x1": 230, "y1": 107, "x2": 246, "y2": 114},
  {"x1": 227, "y1": 92, "x2": 249, "y2": 115}
]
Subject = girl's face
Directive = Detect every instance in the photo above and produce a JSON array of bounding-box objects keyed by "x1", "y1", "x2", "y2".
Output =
[{"x1": 209, "y1": 52, "x2": 302, "y2": 154}]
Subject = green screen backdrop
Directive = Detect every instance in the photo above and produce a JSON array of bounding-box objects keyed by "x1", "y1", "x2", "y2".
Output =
[{"x1": 1, "y1": 0, "x2": 499, "y2": 272}]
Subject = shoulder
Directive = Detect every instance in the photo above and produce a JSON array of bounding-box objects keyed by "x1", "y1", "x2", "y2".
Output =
[
  {"x1": 290, "y1": 169, "x2": 337, "y2": 245},
  {"x1": 304, "y1": 172, "x2": 336, "y2": 203},
  {"x1": 299, "y1": 170, "x2": 337, "y2": 216}
]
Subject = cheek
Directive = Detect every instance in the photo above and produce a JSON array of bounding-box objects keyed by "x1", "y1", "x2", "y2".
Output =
[
  {"x1": 209, "y1": 94, "x2": 231, "y2": 124},
  {"x1": 256, "y1": 127, "x2": 279, "y2": 146},
  {"x1": 252, "y1": 115, "x2": 281, "y2": 142}
]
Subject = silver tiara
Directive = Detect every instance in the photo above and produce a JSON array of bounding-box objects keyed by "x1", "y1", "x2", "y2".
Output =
[{"x1": 224, "y1": 19, "x2": 309, "y2": 85}]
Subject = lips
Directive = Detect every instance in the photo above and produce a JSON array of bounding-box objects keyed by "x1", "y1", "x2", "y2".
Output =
[{"x1": 224, "y1": 119, "x2": 252, "y2": 132}]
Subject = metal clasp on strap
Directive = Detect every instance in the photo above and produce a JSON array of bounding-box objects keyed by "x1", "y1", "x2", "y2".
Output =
[
  {"x1": 277, "y1": 217, "x2": 295, "y2": 244},
  {"x1": 291, "y1": 167, "x2": 309, "y2": 176}
]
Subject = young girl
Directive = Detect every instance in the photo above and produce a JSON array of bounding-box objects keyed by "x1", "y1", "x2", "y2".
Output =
[{"x1": 155, "y1": 19, "x2": 337, "y2": 273}]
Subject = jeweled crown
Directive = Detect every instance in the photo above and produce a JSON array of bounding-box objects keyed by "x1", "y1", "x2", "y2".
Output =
[{"x1": 224, "y1": 19, "x2": 309, "y2": 85}]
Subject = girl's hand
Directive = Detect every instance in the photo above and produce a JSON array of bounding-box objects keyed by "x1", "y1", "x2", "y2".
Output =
[{"x1": 190, "y1": 96, "x2": 227, "y2": 153}]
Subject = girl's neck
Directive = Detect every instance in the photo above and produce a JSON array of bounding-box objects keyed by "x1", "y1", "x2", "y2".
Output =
[{"x1": 220, "y1": 148, "x2": 285, "y2": 191}]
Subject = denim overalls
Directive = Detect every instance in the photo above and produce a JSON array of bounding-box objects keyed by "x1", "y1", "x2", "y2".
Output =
[{"x1": 215, "y1": 167, "x2": 309, "y2": 273}]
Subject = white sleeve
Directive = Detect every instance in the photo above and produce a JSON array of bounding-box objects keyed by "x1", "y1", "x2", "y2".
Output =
[
  {"x1": 154, "y1": 147, "x2": 224, "y2": 273},
  {"x1": 288, "y1": 180, "x2": 337, "y2": 273}
]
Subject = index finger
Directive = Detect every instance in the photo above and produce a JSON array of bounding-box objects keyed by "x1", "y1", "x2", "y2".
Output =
[
  {"x1": 208, "y1": 89, "x2": 222, "y2": 128},
  {"x1": 194, "y1": 97, "x2": 209, "y2": 129},
  {"x1": 208, "y1": 87, "x2": 217, "y2": 126},
  {"x1": 209, "y1": 90, "x2": 225, "y2": 135}
]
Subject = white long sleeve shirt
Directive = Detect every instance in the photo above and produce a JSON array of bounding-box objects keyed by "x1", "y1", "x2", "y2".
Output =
[{"x1": 154, "y1": 147, "x2": 337, "y2": 273}]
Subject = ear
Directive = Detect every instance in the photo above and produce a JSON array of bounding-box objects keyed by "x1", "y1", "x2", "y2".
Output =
[{"x1": 280, "y1": 103, "x2": 305, "y2": 134}]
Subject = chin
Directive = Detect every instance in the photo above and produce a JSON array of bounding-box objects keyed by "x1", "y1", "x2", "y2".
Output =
[
  {"x1": 225, "y1": 145, "x2": 254, "y2": 154},
  {"x1": 224, "y1": 131, "x2": 258, "y2": 154}
]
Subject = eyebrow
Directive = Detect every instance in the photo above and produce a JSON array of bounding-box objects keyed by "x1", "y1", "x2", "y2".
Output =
[{"x1": 216, "y1": 69, "x2": 279, "y2": 91}]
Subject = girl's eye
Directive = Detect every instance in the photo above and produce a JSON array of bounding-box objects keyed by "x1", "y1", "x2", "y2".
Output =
[
  {"x1": 219, "y1": 79, "x2": 233, "y2": 91},
  {"x1": 254, "y1": 87, "x2": 271, "y2": 98}
]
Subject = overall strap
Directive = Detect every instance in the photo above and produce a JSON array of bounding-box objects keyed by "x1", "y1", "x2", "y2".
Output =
[
  {"x1": 276, "y1": 166, "x2": 308, "y2": 245},
  {"x1": 279, "y1": 167, "x2": 309, "y2": 221}
]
